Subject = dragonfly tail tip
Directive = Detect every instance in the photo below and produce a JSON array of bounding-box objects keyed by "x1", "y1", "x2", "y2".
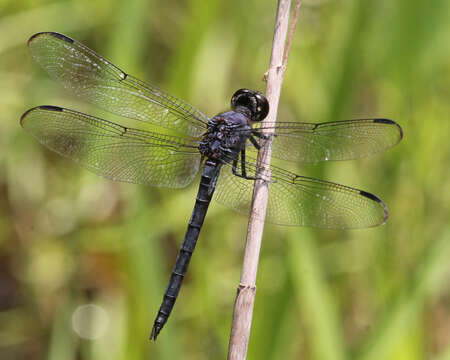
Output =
[{"x1": 149, "y1": 324, "x2": 161, "y2": 341}]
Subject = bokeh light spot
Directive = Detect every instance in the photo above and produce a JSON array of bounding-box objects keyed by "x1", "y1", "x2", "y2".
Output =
[{"x1": 72, "y1": 304, "x2": 109, "y2": 340}]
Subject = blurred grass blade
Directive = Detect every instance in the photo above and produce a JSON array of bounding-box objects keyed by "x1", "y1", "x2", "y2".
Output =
[
  {"x1": 433, "y1": 345, "x2": 450, "y2": 360},
  {"x1": 0, "y1": 1, "x2": 98, "y2": 54},
  {"x1": 356, "y1": 227, "x2": 450, "y2": 360},
  {"x1": 47, "y1": 301, "x2": 76, "y2": 360},
  {"x1": 287, "y1": 229, "x2": 347, "y2": 360}
]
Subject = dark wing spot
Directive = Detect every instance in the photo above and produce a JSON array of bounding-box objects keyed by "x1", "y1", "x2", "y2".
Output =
[
  {"x1": 373, "y1": 118, "x2": 394, "y2": 125},
  {"x1": 39, "y1": 105, "x2": 64, "y2": 112},
  {"x1": 360, "y1": 190, "x2": 389, "y2": 223},
  {"x1": 28, "y1": 32, "x2": 74, "y2": 46},
  {"x1": 373, "y1": 118, "x2": 403, "y2": 140},
  {"x1": 48, "y1": 32, "x2": 74, "y2": 43},
  {"x1": 20, "y1": 105, "x2": 63, "y2": 126}
]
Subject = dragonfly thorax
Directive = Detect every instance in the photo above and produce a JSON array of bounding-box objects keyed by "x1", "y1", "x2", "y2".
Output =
[{"x1": 199, "y1": 111, "x2": 252, "y2": 163}]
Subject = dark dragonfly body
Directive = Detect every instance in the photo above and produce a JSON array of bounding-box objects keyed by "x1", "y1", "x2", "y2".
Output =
[
  {"x1": 20, "y1": 32, "x2": 403, "y2": 340},
  {"x1": 152, "y1": 93, "x2": 269, "y2": 338},
  {"x1": 151, "y1": 159, "x2": 220, "y2": 339}
]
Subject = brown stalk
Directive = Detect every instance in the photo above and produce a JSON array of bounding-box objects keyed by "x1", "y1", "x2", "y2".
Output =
[{"x1": 227, "y1": 1, "x2": 302, "y2": 359}]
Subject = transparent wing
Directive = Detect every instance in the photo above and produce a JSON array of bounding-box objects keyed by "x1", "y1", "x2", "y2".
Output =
[
  {"x1": 20, "y1": 106, "x2": 201, "y2": 188},
  {"x1": 28, "y1": 32, "x2": 208, "y2": 137},
  {"x1": 214, "y1": 157, "x2": 387, "y2": 228},
  {"x1": 248, "y1": 119, "x2": 403, "y2": 162}
]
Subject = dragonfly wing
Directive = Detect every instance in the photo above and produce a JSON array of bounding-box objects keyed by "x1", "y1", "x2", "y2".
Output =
[
  {"x1": 249, "y1": 119, "x2": 403, "y2": 162},
  {"x1": 27, "y1": 32, "x2": 208, "y2": 137},
  {"x1": 214, "y1": 158, "x2": 387, "y2": 228},
  {"x1": 20, "y1": 106, "x2": 201, "y2": 188}
]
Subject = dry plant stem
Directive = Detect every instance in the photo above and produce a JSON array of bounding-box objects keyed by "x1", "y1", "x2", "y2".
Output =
[{"x1": 227, "y1": 1, "x2": 298, "y2": 359}]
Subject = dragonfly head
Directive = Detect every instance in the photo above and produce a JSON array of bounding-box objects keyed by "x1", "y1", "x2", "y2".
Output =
[{"x1": 231, "y1": 89, "x2": 269, "y2": 122}]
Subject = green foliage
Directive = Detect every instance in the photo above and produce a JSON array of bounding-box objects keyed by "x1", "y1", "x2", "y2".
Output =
[{"x1": 0, "y1": 0, "x2": 449, "y2": 359}]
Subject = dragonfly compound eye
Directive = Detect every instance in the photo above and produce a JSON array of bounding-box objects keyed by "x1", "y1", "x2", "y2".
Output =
[{"x1": 231, "y1": 89, "x2": 269, "y2": 122}]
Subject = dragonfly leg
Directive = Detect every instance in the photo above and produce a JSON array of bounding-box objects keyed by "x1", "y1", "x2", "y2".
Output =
[
  {"x1": 251, "y1": 130, "x2": 271, "y2": 140},
  {"x1": 248, "y1": 135, "x2": 261, "y2": 150},
  {"x1": 232, "y1": 150, "x2": 259, "y2": 180},
  {"x1": 232, "y1": 159, "x2": 239, "y2": 176},
  {"x1": 250, "y1": 131, "x2": 275, "y2": 153}
]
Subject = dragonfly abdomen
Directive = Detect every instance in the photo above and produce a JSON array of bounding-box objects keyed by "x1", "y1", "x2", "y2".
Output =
[{"x1": 150, "y1": 159, "x2": 222, "y2": 340}]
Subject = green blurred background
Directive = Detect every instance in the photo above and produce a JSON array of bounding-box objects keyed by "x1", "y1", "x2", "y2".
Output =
[{"x1": 1, "y1": 0, "x2": 449, "y2": 359}]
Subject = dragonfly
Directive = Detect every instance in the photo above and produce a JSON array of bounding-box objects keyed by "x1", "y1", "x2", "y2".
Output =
[{"x1": 21, "y1": 32, "x2": 403, "y2": 340}]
